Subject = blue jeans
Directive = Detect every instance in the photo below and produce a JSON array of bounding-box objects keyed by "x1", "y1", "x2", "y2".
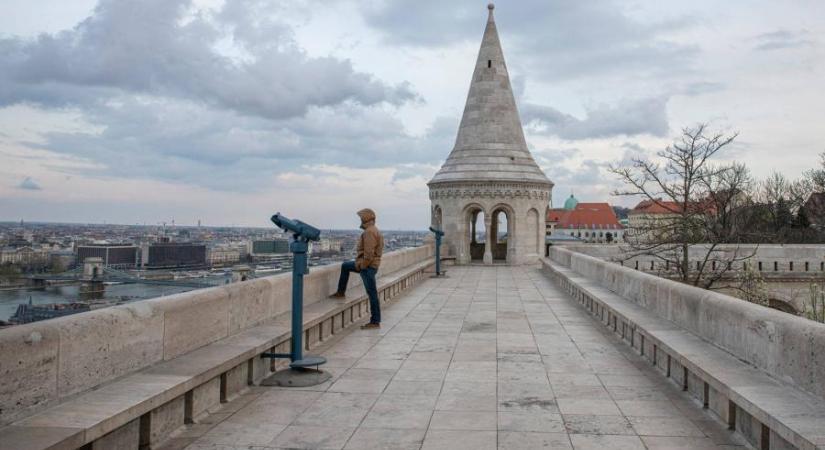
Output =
[{"x1": 337, "y1": 261, "x2": 380, "y2": 324}]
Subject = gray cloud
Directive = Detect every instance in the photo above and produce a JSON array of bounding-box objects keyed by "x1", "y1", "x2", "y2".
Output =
[
  {"x1": 18, "y1": 176, "x2": 42, "y2": 190},
  {"x1": 0, "y1": 0, "x2": 437, "y2": 191},
  {"x1": 0, "y1": 0, "x2": 416, "y2": 119},
  {"x1": 680, "y1": 81, "x2": 726, "y2": 97},
  {"x1": 754, "y1": 29, "x2": 815, "y2": 51},
  {"x1": 22, "y1": 95, "x2": 457, "y2": 191},
  {"x1": 364, "y1": 0, "x2": 697, "y2": 81},
  {"x1": 522, "y1": 97, "x2": 669, "y2": 140}
]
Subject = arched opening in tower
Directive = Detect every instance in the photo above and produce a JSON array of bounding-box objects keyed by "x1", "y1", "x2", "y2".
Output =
[
  {"x1": 469, "y1": 208, "x2": 486, "y2": 261},
  {"x1": 491, "y1": 208, "x2": 509, "y2": 261}
]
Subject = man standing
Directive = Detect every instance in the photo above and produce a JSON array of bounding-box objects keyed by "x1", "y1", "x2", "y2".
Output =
[{"x1": 330, "y1": 208, "x2": 384, "y2": 329}]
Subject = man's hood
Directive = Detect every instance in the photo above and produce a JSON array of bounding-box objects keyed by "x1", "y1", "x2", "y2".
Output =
[{"x1": 357, "y1": 208, "x2": 376, "y2": 228}]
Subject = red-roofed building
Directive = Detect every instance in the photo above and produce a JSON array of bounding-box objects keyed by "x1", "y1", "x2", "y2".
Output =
[
  {"x1": 627, "y1": 197, "x2": 723, "y2": 241},
  {"x1": 546, "y1": 202, "x2": 624, "y2": 244},
  {"x1": 630, "y1": 199, "x2": 683, "y2": 215}
]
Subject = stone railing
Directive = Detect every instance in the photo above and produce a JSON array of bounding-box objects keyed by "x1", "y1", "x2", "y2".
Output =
[
  {"x1": 545, "y1": 246, "x2": 825, "y2": 449},
  {"x1": 0, "y1": 244, "x2": 435, "y2": 429},
  {"x1": 561, "y1": 243, "x2": 825, "y2": 275},
  {"x1": 547, "y1": 245, "x2": 825, "y2": 401}
]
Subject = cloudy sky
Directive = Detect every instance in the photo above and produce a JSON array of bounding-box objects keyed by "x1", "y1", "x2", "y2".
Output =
[{"x1": 1, "y1": 0, "x2": 823, "y2": 229}]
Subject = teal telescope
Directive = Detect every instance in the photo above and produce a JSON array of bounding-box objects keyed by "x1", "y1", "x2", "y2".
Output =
[
  {"x1": 429, "y1": 226, "x2": 445, "y2": 277},
  {"x1": 271, "y1": 213, "x2": 321, "y2": 242},
  {"x1": 262, "y1": 213, "x2": 326, "y2": 370}
]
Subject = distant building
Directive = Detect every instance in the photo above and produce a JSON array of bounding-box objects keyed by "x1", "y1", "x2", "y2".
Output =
[
  {"x1": 563, "y1": 194, "x2": 579, "y2": 211},
  {"x1": 143, "y1": 242, "x2": 207, "y2": 269},
  {"x1": 251, "y1": 239, "x2": 290, "y2": 256},
  {"x1": 314, "y1": 238, "x2": 343, "y2": 253},
  {"x1": 207, "y1": 246, "x2": 241, "y2": 267},
  {"x1": 547, "y1": 202, "x2": 624, "y2": 244},
  {"x1": 77, "y1": 244, "x2": 139, "y2": 268},
  {"x1": 626, "y1": 199, "x2": 682, "y2": 241},
  {"x1": 0, "y1": 246, "x2": 50, "y2": 267}
]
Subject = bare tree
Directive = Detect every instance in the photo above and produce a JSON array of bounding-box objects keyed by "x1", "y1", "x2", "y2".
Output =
[
  {"x1": 805, "y1": 151, "x2": 825, "y2": 192},
  {"x1": 749, "y1": 171, "x2": 820, "y2": 242},
  {"x1": 609, "y1": 124, "x2": 753, "y2": 289}
]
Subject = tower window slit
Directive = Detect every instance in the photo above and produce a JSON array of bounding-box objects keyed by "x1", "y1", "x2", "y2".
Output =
[{"x1": 488, "y1": 60, "x2": 492, "y2": 68}]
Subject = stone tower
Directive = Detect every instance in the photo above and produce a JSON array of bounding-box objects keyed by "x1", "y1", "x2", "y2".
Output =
[{"x1": 428, "y1": 3, "x2": 553, "y2": 265}]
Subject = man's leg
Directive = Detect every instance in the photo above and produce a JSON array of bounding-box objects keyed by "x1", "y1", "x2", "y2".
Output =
[
  {"x1": 360, "y1": 267, "x2": 380, "y2": 324},
  {"x1": 333, "y1": 261, "x2": 358, "y2": 297}
]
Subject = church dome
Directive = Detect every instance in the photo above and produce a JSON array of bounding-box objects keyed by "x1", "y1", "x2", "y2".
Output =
[{"x1": 564, "y1": 194, "x2": 579, "y2": 210}]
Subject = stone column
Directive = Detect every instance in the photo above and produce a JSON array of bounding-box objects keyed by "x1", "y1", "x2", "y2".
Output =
[{"x1": 483, "y1": 215, "x2": 493, "y2": 265}]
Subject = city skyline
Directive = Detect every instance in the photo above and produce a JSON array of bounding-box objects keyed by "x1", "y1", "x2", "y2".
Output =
[{"x1": 2, "y1": 0, "x2": 824, "y2": 229}]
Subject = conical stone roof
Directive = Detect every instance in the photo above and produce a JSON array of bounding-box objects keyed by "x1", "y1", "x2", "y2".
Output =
[{"x1": 429, "y1": 4, "x2": 552, "y2": 187}]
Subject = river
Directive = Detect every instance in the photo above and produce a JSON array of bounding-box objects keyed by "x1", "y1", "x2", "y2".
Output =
[{"x1": 0, "y1": 277, "x2": 230, "y2": 322}]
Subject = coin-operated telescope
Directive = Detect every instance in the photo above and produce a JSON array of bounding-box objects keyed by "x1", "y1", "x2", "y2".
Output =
[
  {"x1": 271, "y1": 213, "x2": 321, "y2": 242},
  {"x1": 429, "y1": 227, "x2": 446, "y2": 277},
  {"x1": 261, "y1": 213, "x2": 330, "y2": 387}
]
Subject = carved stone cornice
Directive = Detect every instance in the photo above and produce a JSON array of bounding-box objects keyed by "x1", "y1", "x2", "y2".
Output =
[{"x1": 428, "y1": 181, "x2": 551, "y2": 201}]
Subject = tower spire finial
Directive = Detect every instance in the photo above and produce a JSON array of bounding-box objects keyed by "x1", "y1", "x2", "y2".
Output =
[{"x1": 487, "y1": 3, "x2": 495, "y2": 21}]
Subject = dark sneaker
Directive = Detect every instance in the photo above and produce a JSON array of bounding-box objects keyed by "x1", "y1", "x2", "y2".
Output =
[
  {"x1": 360, "y1": 322, "x2": 380, "y2": 330},
  {"x1": 329, "y1": 292, "x2": 346, "y2": 299}
]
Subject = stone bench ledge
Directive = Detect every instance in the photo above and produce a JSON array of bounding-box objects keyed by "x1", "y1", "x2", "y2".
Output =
[
  {"x1": 0, "y1": 257, "x2": 434, "y2": 450},
  {"x1": 544, "y1": 259, "x2": 825, "y2": 450}
]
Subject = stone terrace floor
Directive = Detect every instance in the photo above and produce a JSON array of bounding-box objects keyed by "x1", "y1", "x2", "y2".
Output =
[{"x1": 172, "y1": 265, "x2": 749, "y2": 450}]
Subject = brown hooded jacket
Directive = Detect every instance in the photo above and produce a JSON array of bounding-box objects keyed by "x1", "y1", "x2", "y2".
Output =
[{"x1": 356, "y1": 208, "x2": 383, "y2": 270}]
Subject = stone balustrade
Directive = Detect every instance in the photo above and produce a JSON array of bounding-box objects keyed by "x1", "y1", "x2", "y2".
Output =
[
  {"x1": 545, "y1": 246, "x2": 825, "y2": 449},
  {"x1": 0, "y1": 244, "x2": 436, "y2": 450},
  {"x1": 562, "y1": 243, "x2": 825, "y2": 275}
]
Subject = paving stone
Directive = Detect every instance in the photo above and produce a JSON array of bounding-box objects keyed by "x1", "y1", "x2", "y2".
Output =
[
  {"x1": 361, "y1": 408, "x2": 433, "y2": 430},
  {"x1": 421, "y1": 429, "x2": 497, "y2": 450},
  {"x1": 429, "y1": 411, "x2": 497, "y2": 431},
  {"x1": 557, "y1": 398, "x2": 622, "y2": 415},
  {"x1": 373, "y1": 393, "x2": 438, "y2": 411},
  {"x1": 384, "y1": 380, "x2": 442, "y2": 396},
  {"x1": 270, "y1": 425, "x2": 355, "y2": 450},
  {"x1": 563, "y1": 415, "x2": 636, "y2": 435},
  {"x1": 497, "y1": 411, "x2": 565, "y2": 433},
  {"x1": 615, "y1": 399, "x2": 681, "y2": 417},
  {"x1": 344, "y1": 428, "x2": 426, "y2": 450},
  {"x1": 291, "y1": 392, "x2": 377, "y2": 428},
  {"x1": 498, "y1": 431, "x2": 573, "y2": 449},
  {"x1": 436, "y1": 392, "x2": 497, "y2": 411},
  {"x1": 641, "y1": 436, "x2": 731, "y2": 449},
  {"x1": 195, "y1": 421, "x2": 286, "y2": 447},
  {"x1": 570, "y1": 434, "x2": 646, "y2": 450},
  {"x1": 628, "y1": 416, "x2": 706, "y2": 437}
]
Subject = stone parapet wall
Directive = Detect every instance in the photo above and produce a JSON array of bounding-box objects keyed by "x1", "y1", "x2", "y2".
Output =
[
  {"x1": 548, "y1": 246, "x2": 825, "y2": 403},
  {"x1": 562, "y1": 244, "x2": 825, "y2": 274},
  {"x1": 0, "y1": 244, "x2": 434, "y2": 426}
]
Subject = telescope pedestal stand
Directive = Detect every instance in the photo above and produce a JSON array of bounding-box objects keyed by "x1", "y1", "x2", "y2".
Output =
[
  {"x1": 429, "y1": 229, "x2": 447, "y2": 278},
  {"x1": 260, "y1": 238, "x2": 330, "y2": 388}
]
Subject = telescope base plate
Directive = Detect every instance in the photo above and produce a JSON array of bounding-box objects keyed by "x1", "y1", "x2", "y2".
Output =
[
  {"x1": 261, "y1": 367, "x2": 332, "y2": 388},
  {"x1": 290, "y1": 356, "x2": 327, "y2": 368}
]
